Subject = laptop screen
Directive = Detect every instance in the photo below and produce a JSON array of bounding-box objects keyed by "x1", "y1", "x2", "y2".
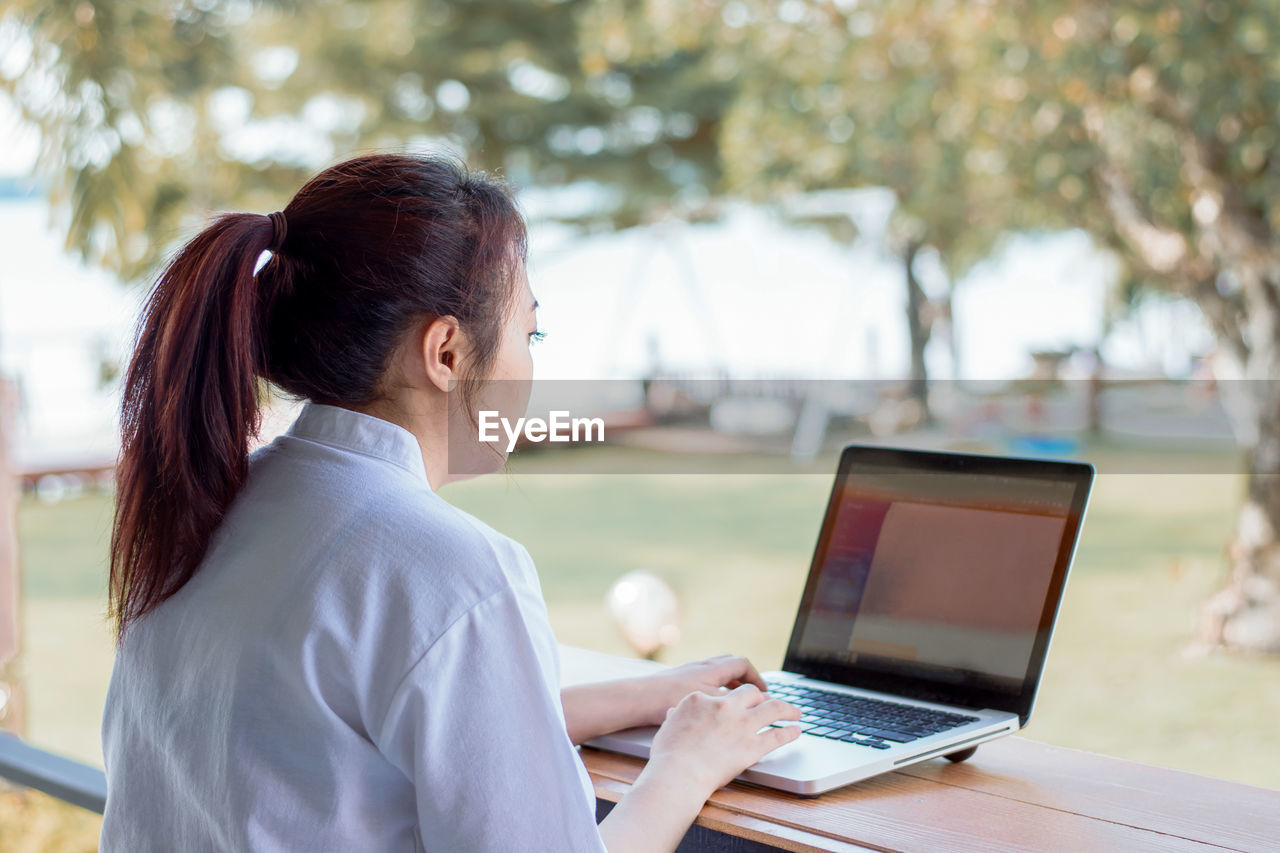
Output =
[{"x1": 784, "y1": 446, "x2": 1093, "y2": 723}]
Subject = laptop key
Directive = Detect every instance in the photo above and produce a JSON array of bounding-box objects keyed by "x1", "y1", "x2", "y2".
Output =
[
  {"x1": 771, "y1": 721, "x2": 815, "y2": 732},
  {"x1": 807, "y1": 726, "x2": 835, "y2": 737},
  {"x1": 865, "y1": 729, "x2": 915, "y2": 743}
]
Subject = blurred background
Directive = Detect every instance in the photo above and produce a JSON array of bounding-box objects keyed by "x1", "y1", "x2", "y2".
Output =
[{"x1": 1, "y1": 0, "x2": 1279, "y2": 847}]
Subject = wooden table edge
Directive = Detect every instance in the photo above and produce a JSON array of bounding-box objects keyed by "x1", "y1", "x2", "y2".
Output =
[{"x1": 588, "y1": 755, "x2": 882, "y2": 853}]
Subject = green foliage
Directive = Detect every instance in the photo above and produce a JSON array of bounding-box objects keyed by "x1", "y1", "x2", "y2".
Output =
[
  {"x1": 989, "y1": 0, "x2": 1278, "y2": 362},
  {"x1": 639, "y1": 0, "x2": 1275, "y2": 370},
  {"x1": 5, "y1": 0, "x2": 1277, "y2": 371},
  {"x1": 1, "y1": 0, "x2": 731, "y2": 279},
  {"x1": 283, "y1": 0, "x2": 732, "y2": 226},
  {"x1": 2, "y1": 0, "x2": 306, "y2": 276},
  {"x1": 714, "y1": 0, "x2": 1020, "y2": 280}
]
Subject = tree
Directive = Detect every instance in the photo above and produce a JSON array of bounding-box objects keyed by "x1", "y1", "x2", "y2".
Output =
[
  {"x1": 674, "y1": 0, "x2": 1279, "y2": 654},
  {"x1": 706, "y1": 0, "x2": 1031, "y2": 414},
  {"x1": 0, "y1": 0, "x2": 278, "y2": 277},
  {"x1": 643, "y1": 0, "x2": 1280, "y2": 652},
  {"x1": 978, "y1": 1, "x2": 1280, "y2": 654},
  {"x1": 0, "y1": 0, "x2": 735, "y2": 278}
]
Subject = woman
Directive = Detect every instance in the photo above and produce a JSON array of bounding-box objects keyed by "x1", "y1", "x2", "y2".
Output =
[{"x1": 101, "y1": 153, "x2": 801, "y2": 852}]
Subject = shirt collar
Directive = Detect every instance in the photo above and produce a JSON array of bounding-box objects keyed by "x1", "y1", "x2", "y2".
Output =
[{"x1": 285, "y1": 401, "x2": 431, "y2": 486}]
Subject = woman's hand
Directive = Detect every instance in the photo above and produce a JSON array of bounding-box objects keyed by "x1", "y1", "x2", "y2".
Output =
[
  {"x1": 650, "y1": 684, "x2": 803, "y2": 794},
  {"x1": 636, "y1": 654, "x2": 769, "y2": 726},
  {"x1": 598, "y1": 685, "x2": 802, "y2": 853},
  {"x1": 561, "y1": 653, "x2": 774, "y2": 745}
]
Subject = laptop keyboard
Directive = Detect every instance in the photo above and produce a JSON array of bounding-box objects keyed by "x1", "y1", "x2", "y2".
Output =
[{"x1": 765, "y1": 681, "x2": 979, "y2": 749}]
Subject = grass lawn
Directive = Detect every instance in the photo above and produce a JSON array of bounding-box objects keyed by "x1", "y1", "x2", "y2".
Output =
[{"x1": 4, "y1": 439, "x2": 1278, "y2": 844}]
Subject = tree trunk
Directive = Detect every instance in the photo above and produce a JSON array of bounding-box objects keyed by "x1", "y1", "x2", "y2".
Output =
[
  {"x1": 1197, "y1": 276, "x2": 1280, "y2": 655},
  {"x1": 1198, "y1": 428, "x2": 1280, "y2": 654},
  {"x1": 1085, "y1": 88, "x2": 1280, "y2": 655},
  {"x1": 903, "y1": 240, "x2": 932, "y2": 422}
]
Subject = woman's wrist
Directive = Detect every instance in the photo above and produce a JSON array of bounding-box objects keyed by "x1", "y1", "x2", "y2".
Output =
[
  {"x1": 563, "y1": 668, "x2": 731, "y2": 744},
  {"x1": 562, "y1": 677, "x2": 675, "y2": 744},
  {"x1": 599, "y1": 754, "x2": 714, "y2": 853},
  {"x1": 598, "y1": 675, "x2": 684, "y2": 728},
  {"x1": 638, "y1": 750, "x2": 718, "y2": 806},
  {"x1": 618, "y1": 675, "x2": 683, "y2": 728},
  {"x1": 635, "y1": 674, "x2": 680, "y2": 726}
]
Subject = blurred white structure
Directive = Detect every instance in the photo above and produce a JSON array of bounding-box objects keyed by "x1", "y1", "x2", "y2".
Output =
[{"x1": 605, "y1": 570, "x2": 681, "y2": 660}]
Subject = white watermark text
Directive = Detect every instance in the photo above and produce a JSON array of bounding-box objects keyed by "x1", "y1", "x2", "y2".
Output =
[{"x1": 478, "y1": 410, "x2": 605, "y2": 453}]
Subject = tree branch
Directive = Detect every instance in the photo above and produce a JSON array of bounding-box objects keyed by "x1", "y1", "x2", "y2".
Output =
[
  {"x1": 1093, "y1": 162, "x2": 1249, "y2": 361},
  {"x1": 1146, "y1": 83, "x2": 1275, "y2": 265},
  {"x1": 1082, "y1": 105, "x2": 1249, "y2": 362},
  {"x1": 1091, "y1": 159, "x2": 1198, "y2": 275}
]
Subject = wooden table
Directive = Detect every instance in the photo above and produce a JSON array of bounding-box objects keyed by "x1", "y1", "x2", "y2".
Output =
[{"x1": 561, "y1": 646, "x2": 1280, "y2": 853}]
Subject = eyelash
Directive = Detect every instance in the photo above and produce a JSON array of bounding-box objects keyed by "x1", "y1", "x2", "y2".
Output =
[{"x1": 528, "y1": 329, "x2": 546, "y2": 344}]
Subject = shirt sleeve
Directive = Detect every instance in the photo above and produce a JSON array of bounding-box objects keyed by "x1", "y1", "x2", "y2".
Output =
[{"x1": 371, "y1": 583, "x2": 607, "y2": 853}]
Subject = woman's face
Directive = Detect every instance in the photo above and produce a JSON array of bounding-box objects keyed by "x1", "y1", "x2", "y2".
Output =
[
  {"x1": 489, "y1": 263, "x2": 539, "y2": 388},
  {"x1": 444, "y1": 262, "x2": 539, "y2": 479}
]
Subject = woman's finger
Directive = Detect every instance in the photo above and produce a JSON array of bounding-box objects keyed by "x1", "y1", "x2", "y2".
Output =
[
  {"x1": 712, "y1": 656, "x2": 767, "y2": 691},
  {"x1": 725, "y1": 682, "x2": 766, "y2": 707},
  {"x1": 759, "y1": 723, "x2": 804, "y2": 751},
  {"x1": 749, "y1": 697, "x2": 802, "y2": 726}
]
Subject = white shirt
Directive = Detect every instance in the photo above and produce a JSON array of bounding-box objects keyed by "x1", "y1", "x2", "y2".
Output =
[{"x1": 101, "y1": 402, "x2": 606, "y2": 852}]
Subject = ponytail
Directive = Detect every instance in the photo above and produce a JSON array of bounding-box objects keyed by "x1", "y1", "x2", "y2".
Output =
[{"x1": 110, "y1": 213, "x2": 276, "y2": 639}]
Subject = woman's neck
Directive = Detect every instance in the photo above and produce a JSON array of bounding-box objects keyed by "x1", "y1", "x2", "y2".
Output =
[{"x1": 350, "y1": 394, "x2": 452, "y2": 490}]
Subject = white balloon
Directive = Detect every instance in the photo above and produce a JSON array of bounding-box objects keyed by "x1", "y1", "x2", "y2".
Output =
[{"x1": 606, "y1": 570, "x2": 681, "y2": 659}]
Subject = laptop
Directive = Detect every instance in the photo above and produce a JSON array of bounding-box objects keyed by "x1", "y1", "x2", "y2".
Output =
[{"x1": 585, "y1": 443, "x2": 1094, "y2": 795}]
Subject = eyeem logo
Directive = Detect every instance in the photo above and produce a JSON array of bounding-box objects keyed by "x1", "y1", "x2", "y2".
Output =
[{"x1": 478, "y1": 410, "x2": 606, "y2": 453}]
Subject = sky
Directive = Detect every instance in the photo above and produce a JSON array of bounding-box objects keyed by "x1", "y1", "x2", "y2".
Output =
[{"x1": 0, "y1": 92, "x2": 1217, "y2": 468}]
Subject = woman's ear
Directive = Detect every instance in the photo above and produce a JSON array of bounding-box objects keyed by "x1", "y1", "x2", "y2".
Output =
[{"x1": 420, "y1": 315, "x2": 464, "y2": 393}]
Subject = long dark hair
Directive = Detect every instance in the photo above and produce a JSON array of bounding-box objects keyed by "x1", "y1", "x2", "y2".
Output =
[{"x1": 110, "y1": 154, "x2": 527, "y2": 639}]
